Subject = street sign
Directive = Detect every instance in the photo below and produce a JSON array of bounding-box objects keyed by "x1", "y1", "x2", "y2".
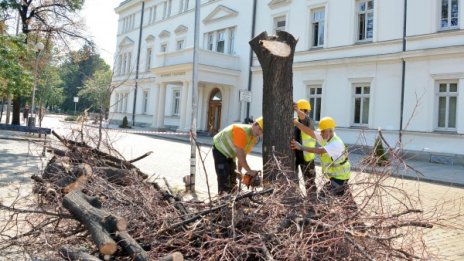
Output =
[
  {"x1": 73, "y1": 97, "x2": 79, "y2": 103},
  {"x1": 239, "y1": 90, "x2": 252, "y2": 103}
]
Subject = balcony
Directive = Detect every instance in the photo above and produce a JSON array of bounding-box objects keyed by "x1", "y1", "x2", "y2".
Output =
[{"x1": 154, "y1": 48, "x2": 241, "y2": 71}]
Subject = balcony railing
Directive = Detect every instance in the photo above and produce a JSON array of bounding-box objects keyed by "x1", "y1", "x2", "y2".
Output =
[{"x1": 154, "y1": 48, "x2": 240, "y2": 71}]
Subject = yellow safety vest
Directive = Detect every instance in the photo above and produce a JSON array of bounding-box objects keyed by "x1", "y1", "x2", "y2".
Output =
[
  {"x1": 320, "y1": 134, "x2": 351, "y2": 180},
  {"x1": 301, "y1": 131, "x2": 316, "y2": 162},
  {"x1": 213, "y1": 124, "x2": 256, "y2": 159}
]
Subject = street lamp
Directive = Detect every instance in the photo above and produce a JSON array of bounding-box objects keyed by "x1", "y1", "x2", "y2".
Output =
[{"x1": 29, "y1": 42, "x2": 45, "y2": 127}]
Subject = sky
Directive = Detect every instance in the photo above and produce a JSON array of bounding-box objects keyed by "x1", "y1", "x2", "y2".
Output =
[{"x1": 80, "y1": 0, "x2": 120, "y2": 67}]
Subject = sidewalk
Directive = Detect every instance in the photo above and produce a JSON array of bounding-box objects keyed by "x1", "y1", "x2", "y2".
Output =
[{"x1": 117, "y1": 126, "x2": 464, "y2": 188}]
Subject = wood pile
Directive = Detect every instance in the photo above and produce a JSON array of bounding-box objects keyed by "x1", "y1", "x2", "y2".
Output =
[{"x1": 0, "y1": 130, "x2": 441, "y2": 260}]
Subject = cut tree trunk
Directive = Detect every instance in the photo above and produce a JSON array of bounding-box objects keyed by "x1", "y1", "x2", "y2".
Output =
[
  {"x1": 249, "y1": 31, "x2": 298, "y2": 182},
  {"x1": 59, "y1": 246, "x2": 102, "y2": 261},
  {"x1": 63, "y1": 190, "x2": 127, "y2": 255},
  {"x1": 115, "y1": 231, "x2": 149, "y2": 261}
]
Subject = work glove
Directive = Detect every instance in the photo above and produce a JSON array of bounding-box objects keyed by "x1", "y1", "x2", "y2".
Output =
[{"x1": 290, "y1": 139, "x2": 302, "y2": 151}]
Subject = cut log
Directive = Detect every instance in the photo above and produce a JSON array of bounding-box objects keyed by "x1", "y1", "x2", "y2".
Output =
[
  {"x1": 59, "y1": 246, "x2": 102, "y2": 261},
  {"x1": 249, "y1": 31, "x2": 298, "y2": 182},
  {"x1": 63, "y1": 191, "x2": 127, "y2": 255},
  {"x1": 94, "y1": 167, "x2": 136, "y2": 186},
  {"x1": 158, "y1": 252, "x2": 184, "y2": 261},
  {"x1": 115, "y1": 231, "x2": 148, "y2": 261}
]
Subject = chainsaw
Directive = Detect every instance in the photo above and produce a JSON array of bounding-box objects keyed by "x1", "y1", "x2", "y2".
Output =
[{"x1": 236, "y1": 170, "x2": 262, "y2": 189}]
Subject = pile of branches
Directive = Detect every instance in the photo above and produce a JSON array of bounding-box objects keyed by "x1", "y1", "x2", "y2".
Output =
[{"x1": 0, "y1": 130, "x2": 441, "y2": 260}]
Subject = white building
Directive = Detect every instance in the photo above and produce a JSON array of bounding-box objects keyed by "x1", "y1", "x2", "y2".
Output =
[
  {"x1": 111, "y1": 0, "x2": 254, "y2": 134},
  {"x1": 111, "y1": 0, "x2": 464, "y2": 163}
]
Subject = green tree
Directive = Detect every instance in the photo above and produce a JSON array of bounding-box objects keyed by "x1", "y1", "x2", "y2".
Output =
[
  {"x1": 36, "y1": 65, "x2": 64, "y2": 125},
  {"x1": 60, "y1": 46, "x2": 110, "y2": 113},
  {"x1": 78, "y1": 68, "x2": 113, "y2": 148},
  {"x1": 0, "y1": 35, "x2": 33, "y2": 101},
  {"x1": 0, "y1": 0, "x2": 87, "y2": 125}
]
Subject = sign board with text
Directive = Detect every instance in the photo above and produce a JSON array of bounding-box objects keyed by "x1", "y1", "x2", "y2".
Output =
[
  {"x1": 239, "y1": 90, "x2": 252, "y2": 103},
  {"x1": 73, "y1": 97, "x2": 79, "y2": 103}
]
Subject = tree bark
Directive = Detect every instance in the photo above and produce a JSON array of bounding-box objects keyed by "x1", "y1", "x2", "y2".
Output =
[
  {"x1": 115, "y1": 231, "x2": 149, "y2": 261},
  {"x1": 249, "y1": 31, "x2": 297, "y2": 182},
  {"x1": 63, "y1": 190, "x2": 127, "y2": 255},
  {"x1": 59, "y1": 246, "x2": 102, "y2": 261},
  {"x1": 95, "y1": 167, "x2": 136, "y2": 186}
]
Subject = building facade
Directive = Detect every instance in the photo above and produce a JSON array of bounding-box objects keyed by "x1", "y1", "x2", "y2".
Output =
[{"x1": 111, "y1": 0, "x2": 464, "y2": 161}]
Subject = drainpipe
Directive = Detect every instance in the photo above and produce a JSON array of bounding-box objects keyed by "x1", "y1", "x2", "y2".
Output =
[
  {"x1": 132, "y1": 1, "x2": 145, "y2": 126},
  {"x1": 246, "y1": 0, "x2": 258, "y2": 120},
  {"x1": 399, "y1": 0, "x2": 407, "y2": 142}
]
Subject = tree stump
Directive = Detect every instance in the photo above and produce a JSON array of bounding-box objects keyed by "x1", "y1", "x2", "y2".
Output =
[{"x1": 249, "y1": 31, "x2": 298, "y2": 182}]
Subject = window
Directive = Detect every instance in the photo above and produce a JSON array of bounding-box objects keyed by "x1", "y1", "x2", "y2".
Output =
[
  {"x1": 122, "y1": 53, "x2": 127, "y2": 74},
  {"x1": 216, "y1": 30, "x2": 225, "y2": 53},
  {"x1": 142, "y1": 90, "x2": 149, "y2": 114},
  {"x1": 441, "y1": 0, "x2": 459, "y2": 30},
  {"x1": 162, "y1": 1, "x2": 167, "y2": 19},
  {"x1": 229, "y1": 28, "x2": 235, "y2": 54},
  {"x1": 172, "y1": 90, "x2": 181, "y2": 116},
  {"x1": 308, "y1": 85, "x2": 322, "y2": 121},
  {"x1": 274, "y1": 16, "x2": 286, "y2": 33},
  {"x1": 176, "y1": 40, "x2": 184, "y2": 50},
  {"x1": 437, "y1": 82, "x2": 458, "y2": 130},
  {"x1": 160, "y1": 43, "x2": 167, "y2": 52},
  {"x1": 117, "y1": 54, "x2": 123, "y2": 75},
  {"x1": 146, "y1": 48, "x2": 152, "y2": 71},
  {"x1": 311, "y1": 8, "x2": 325, "y2": 47},
  {"x1": 357, "y1": 0, "x2": 374, "y2": 41},
  {"x1": 148, "y1": 5, "x2": 157, "y2": 24},
  {"x1": 116, "y1": 94, "x2": 122, "y2": 112},
  {"x1": 184, "y1": 0, "x2": 189, "y2": 12},
  {"x1": 126, "y1": 52, "x2": 132, "y2": 73},
  {"x1": 207, "y1": 33, "x2": 214, "y2": 51},
  {"x1": 179, "y1": 0, "x2": 189, "y2": 13},
  {"x1": 123, "y1": 93, "x2": 129, "y2": 113},
  {"x1": 167, "y1": 0, "x2": 172, "y2": 17},
  {"x1": 353, "y1": 85, "x2": 370, "y2": 125}
]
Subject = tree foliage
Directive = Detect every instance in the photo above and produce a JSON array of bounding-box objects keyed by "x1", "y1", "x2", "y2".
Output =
[
  {"x1": 78, "y1": 68, "x2": 112, "y2": 114},
  {"x1": 36, "y1": 65, "x2": 64, "y2": 111},
  {"x1": 60, "y1": 46, "x2": 110, "y2": 112},
  {"x1": 0, "y1": 35, "x2": 33, "y2": 97}
]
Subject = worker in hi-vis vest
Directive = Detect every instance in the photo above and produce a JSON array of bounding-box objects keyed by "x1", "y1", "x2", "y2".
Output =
[
  {"x1": 291, "y1": 117, "x2": 351, "y2": 196},
  {"x1": 212, "y1": 117, "x2": 263, "y2": 195},
  {"x1": 293, "y1": 99, "x2": 317, "y2": 197}
]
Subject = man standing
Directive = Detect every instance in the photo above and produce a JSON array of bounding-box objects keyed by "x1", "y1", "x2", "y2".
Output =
[
  {"x1": 213, "y1": 117, "x2": 263, "y2": 195},
  {"x1": 23, "y1": 104, "x2": 29, "y2": 125},
  {"x1": 291, "y1": 117, "x2": 351, "y2": 196},
  {"x1": 293, "y1": 99, "x2": 317, "y2": 196}
]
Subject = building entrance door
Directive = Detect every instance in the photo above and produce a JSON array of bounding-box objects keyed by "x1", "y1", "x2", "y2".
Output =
[{"x1": 207, "y1": 89, "x2": 222, "y2": 135}]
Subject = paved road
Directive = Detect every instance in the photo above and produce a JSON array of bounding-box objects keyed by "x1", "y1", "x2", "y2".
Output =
[{"x1": 1, "y1": 114, "x2": 463, "y2": 260}]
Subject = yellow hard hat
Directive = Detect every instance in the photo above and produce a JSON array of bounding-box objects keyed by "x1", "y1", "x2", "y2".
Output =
[
  {"x1": 255, "y1": 116, "x2": 263, "y2": 130},
  {"x1": 297, "y1": 99, "x2": 311, "y2": 111},
  {"x1": 318, "y1": 117, "x2": 336, "y2": 131}
]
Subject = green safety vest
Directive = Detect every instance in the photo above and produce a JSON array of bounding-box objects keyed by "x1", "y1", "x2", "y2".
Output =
[
  {"x1": 213, "y1": 124, "x2": 256, "y2": 159},
  {"x1": 301, "y1": 131, "x2": 316, "y2": 162},
  {"x1": 320, "y1": 134, "x2": 351, "y2": 180}
]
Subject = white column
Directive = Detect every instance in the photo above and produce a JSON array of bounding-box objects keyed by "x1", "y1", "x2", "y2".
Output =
[
  {"x1": 179, "y1": 81, "x2": 189, "y2": 130},
  {"x1": 156, "y1": 83, "x2": 166, "y2": 128},
  {"x1": 184, "y1": 81, "x2": 193, "y2": 131},
  {"x1": 151, "y1": 84, "x2": 160, "y2": 127},
  {"x1": 197, "y1": 86, "x2": 204, "y2": 131}
]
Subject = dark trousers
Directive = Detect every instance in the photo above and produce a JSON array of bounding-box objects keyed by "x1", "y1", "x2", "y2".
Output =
[
  {"x1": 213, "y1": 146, "x2": 237, "y2": 194},
  {"x1": 296, "y1": 160, "x2": 316, "y2": 195}
]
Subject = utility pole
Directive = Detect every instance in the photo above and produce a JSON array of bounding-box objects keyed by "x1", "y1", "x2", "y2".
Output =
[{"x1": 189, "y1": 0, "x2": 200, "y2": 192}]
